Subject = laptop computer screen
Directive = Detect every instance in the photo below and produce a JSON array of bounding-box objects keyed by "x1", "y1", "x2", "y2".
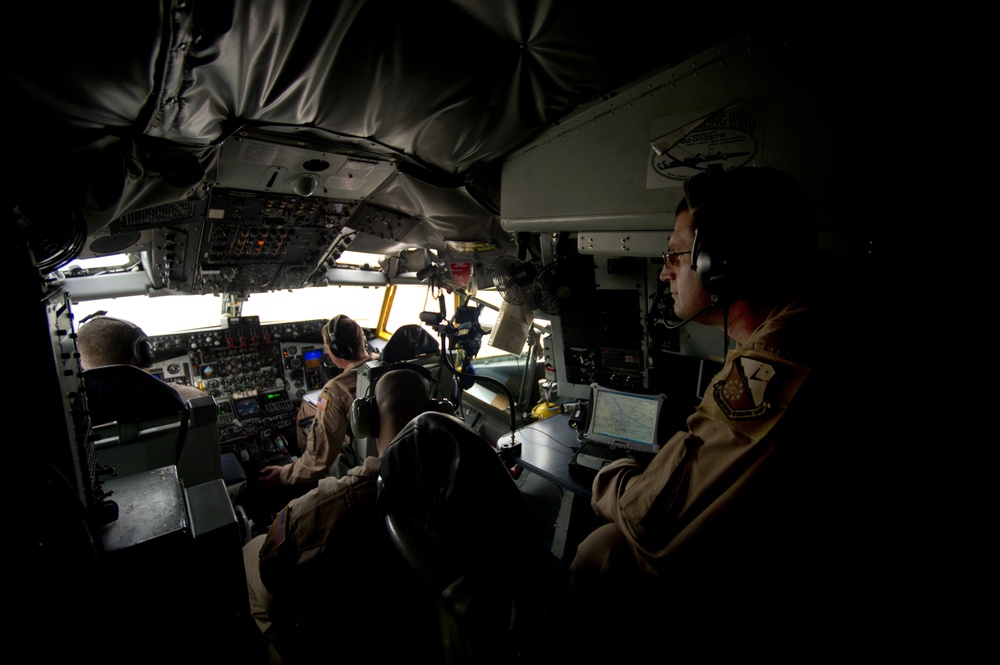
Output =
[{"x1": 584, "y1": 383, "x2": 665, "y2": 453}]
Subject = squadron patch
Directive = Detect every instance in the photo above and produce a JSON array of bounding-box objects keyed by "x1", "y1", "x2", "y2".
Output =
[
  {"x1": 273, "y1": 505, "x2": 289, "y2": 547},
  {"x1": 712, "y1": 357, "x2": 776, "y2": 419}
]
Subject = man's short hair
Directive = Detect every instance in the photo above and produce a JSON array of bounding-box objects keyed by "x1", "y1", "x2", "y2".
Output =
[
  {"x1": 351, "y1": 367, "x2": 435, "y2": 440},
  {"x1": 77, "y1": 316, "x2": 151, "y2": 369},
  {"x1": 376, "y1": 368, "x2": 432, "y2": 416}
]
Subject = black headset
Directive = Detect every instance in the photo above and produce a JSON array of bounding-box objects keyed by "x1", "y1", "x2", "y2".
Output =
[
  {"x1": 350, "y1": 364, "x2": 453, "y2": 439},
  {"x1": 687, "y1": 165, "x2": 815, "y2": 304},
  {"x1": 326, "y1": 314, "x2": 356, "y2": 360},
  {"x1": 96, "y1": 316, "x2": 155, "y2": 368},
  {"x1": 686, "y1": 165, "x2": 738, "y2": 300}
]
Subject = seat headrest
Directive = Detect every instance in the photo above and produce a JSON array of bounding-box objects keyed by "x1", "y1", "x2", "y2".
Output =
[
  {"x1": 380, "y1": 324, "x2": 439, "y2": 364},
  {"x1": 378, "y1": 412, "x2": 549, "y2": 576},
  {"x1": 83, "y1": 364, "x2": 186, "y2": 425}
]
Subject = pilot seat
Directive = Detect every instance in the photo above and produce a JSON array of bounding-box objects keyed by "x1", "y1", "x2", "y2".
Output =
[
  {"x1": 378, "y1": 411, "x2": 564, "y2": 664},
  {"x1": 83, "y1": 363, "x2": 222, "y2": 487}
]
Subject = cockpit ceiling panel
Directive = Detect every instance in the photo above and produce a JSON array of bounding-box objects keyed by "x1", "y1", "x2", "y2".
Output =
[{"x1": 217, "y1": 134, "x2": 398, "y2": 202}]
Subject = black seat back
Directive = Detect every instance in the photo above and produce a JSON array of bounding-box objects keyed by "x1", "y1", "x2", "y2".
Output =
[
  {"x1": 84, "y1": 364, "x2": 187, "y2": 427},
  {"x1": 380, "y1": 324, "x2": 439, "y2": 364},
  {"x1": 84, "y1": 365, "x2": 189, "y2": 469},
  {"x1": 378, "y1": 412, "x2": 560, "y2": 664}
]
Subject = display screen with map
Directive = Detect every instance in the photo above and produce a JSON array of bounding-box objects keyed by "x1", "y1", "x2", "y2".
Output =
[{"x1": 584, "y1": 383, "x2": 665, "y2": 452}]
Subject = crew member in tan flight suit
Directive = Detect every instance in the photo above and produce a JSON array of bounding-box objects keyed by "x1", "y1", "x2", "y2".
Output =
[
  {"x1": 568, "y1": 166, "x2": 866, "y2": 649},
  {"x1": 258, "y1": 314, "x2": 376, "y2": 491},
  {"x1": 243, "y1": 367, "x2": 448, "y2": 662}
]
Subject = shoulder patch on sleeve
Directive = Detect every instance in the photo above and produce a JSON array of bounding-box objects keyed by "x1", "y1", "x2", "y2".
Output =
[
  {"x1": 713, "y1": 357, "x2": 777, "y2": 419},
  {"x1": 273, "y1": 505, "x2": 289, "y2": 547}
]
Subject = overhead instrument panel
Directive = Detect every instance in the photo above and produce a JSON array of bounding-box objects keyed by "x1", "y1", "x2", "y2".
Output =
[
  {"x1": 194, "y1": 188, "x2": 359, "y2": 293},
  {"x1": 92, "y1": 127, "x2": 409, "y2": 295}
]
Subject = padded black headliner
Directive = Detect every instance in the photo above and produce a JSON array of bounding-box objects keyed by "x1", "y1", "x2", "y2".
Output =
[{"x1": 4, "y1": 2, "x2": 829, "y2": 273}]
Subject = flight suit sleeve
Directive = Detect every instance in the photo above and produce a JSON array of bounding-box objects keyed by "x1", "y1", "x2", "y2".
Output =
[
  {"x1": 294, "y1": 399, "x2": 317, "y2": 454},
  {"x1": 281, "y1": 381, "x2": 351, "y2": 485},
  {"x1": 589, "y1": 348, "x2": 809, "y2": 573},
  {"x1": 258, "y1": 464, "x2": 376, "y2": 604},
  {"x1": 258, "y1": 504, "x2": 297, "y2": 601}
]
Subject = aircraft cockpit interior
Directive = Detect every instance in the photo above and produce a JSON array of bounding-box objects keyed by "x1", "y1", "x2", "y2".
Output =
[{"x1": 8, "y1": 4, "x2": 893, "y2": 662}]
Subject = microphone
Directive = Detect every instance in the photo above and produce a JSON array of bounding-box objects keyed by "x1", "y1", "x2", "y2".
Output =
[{"x1": 663, "y1": 302, "x2": 716, "y2": 329}]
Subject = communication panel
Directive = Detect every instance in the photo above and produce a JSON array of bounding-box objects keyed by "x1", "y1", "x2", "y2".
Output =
[
  {"x1": 559, "y1": 289, "x2": 646, "y2": 392},
  {"x1": 216, "y1": 388, "x2": 298, "y2": 472}
]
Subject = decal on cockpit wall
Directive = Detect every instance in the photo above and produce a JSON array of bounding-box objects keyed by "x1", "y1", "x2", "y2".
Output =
[{"x1": 646, "y1": 97, "x2": 768, "y2": 187}]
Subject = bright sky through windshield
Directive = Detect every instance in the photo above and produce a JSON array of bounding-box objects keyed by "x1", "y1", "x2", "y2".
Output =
[{"x1": 71, "y1": 285, "x2": 530, "y2": 358}]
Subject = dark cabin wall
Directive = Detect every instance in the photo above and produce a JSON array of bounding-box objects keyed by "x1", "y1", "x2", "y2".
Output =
[{"x1": 499, "y1": 24, "x2": 876, "y2": 401}]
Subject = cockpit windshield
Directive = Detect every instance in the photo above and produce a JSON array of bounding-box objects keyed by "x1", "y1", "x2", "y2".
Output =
[{"x1": 65, "y1": 252, "x2": 535, "y2": 360}]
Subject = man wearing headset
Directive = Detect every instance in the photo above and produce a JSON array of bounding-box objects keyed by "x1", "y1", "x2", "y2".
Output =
[
  {"x1": 76, "y1": 315, "x2": 209, "y2": 403},
  {"x1": 567, "y1": 166, "x2": 867, "y2": 641},
  {"x1": 243, "y1": 367, "x2": 448, "y2": 660},
  {"x1": 259, "y1": 314, "x2": 377, "y2": 491}
]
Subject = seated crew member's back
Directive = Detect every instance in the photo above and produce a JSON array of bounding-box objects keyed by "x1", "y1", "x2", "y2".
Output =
[{"x1": 242, "y1": 368, "x2": 441, "y2": 661}]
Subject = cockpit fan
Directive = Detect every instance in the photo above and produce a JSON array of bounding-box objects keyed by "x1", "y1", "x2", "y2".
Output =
[
  {"x1": 489, "y1": 254, "x2": 538, "y2": 306},
  {"x1": 531, "y1": 260, "x2": 588, "y2": 316}
]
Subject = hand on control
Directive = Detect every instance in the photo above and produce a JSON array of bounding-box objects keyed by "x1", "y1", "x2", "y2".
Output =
[{"x1": 258, "y1": 465, "x2": 284, "y2": 491}]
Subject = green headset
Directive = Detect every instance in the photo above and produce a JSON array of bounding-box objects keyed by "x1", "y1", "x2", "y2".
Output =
[{"x1": 350, "y1": 364, "x2": 454, "y2": 439}]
